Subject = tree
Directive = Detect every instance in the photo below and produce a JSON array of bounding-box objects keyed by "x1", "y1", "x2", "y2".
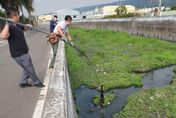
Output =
[
  {"x1": 121, "y1": 6, "x2": 127, "y2": 15},
  {"x1": 0, "y1": 9, "x2": 6, "y2": 30},
  {"x1": 20, "y1": 0, "x2": 34, "y2": 15},
  {"x1": 0, "y1": 9, "x2": 6, "y2": 17},
  {"x1": 171, "y1": 5, "x2": 176, "y2": 10},
  {"x1": 115, "y1": 6, "x2": 127, "y2": 16},
  {"x1": 115, "y1": 7, "x2": 120, "y2": 16},
  {"x1": 19, "y1": 0, "x2": 34, "y2": 22},
  {"x1": 0, "y1": 0, "x2": 34, "y2": 16}
]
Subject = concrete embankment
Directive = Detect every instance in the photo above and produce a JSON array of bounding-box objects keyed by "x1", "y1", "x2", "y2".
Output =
[{"x1": 73, "y1": 16, "x2": 176, "y2": 42}]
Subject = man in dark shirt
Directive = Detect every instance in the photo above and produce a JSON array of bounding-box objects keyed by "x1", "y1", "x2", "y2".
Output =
[
  {"x1": 1, "y1": 8, "x2": 45, "y2": 88},
  {"x1": 49, "y1": 15, "x2": 58, "y2": 68},
  {"x1": 50, "y1": 15, "x2": 58, "y2": 33}
]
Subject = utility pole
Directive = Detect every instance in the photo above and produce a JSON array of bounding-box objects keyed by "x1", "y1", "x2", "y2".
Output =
[
  {"x1": 33, "y1": 0, "x2": 39, "y2": 26},
  {"x1": 159, "y1": 0, "x2": 162, "y2": 16},
  {"x1": 117, "y1": 0, "x2": 122, "y2": 7}
]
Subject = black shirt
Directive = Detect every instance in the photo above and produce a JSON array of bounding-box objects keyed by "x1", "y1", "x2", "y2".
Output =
[
  {"x1": 50, "y1": 20, "x2": 57, "y2": 33},
  {"x1": 8, "y1": 24, "x2": 29, "y2": 58}
]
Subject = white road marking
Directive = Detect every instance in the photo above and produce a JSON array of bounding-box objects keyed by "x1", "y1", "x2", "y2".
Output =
[{"x1": 32, "y1": 47, "x2": 53, "y2": 118}]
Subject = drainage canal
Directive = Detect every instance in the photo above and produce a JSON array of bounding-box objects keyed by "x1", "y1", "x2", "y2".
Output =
[{"x1": 75, "y1": 66, "x2": 175, "y2": 118}]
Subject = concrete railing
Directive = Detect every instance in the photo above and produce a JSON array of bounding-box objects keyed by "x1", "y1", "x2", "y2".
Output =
[
  {"x1": 42, "y1": 41, "x2": 77, "y2": 118},
  {"x1": 73, "y1": 16, "x2": 176, "y2": 42}
]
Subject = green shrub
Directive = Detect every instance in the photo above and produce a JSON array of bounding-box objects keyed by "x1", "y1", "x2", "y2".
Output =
[
  {"x1": 171, "y1": 6, "x2": 176, "y2": 10},
  {"x1": 103, "y1": 13, "x2": 136, "y2": 19}
]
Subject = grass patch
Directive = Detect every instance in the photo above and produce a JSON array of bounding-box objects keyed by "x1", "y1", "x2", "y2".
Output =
[
  {"x1": 93, "y1": 93, "x2": 116, "y2": 107},
  {"x1": 113, "y1": 84, "x2": 176, "y2": 117},
  {"x1": 113, "y1": 73, "x2": 176, "y2": 117},
  {"x1": 66, "y1": 27, "x2": 176, "y2": 117},
  {"x1": 66, "y1": 27, "x2": 176, "y2": 91},
  {"x1": 103, "y1": 13, "x2": 136, "y2": 19}
]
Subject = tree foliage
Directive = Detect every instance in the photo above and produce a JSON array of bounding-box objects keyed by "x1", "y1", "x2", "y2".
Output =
[
  {"x1": 115, "y1": 6, "x2": 127, "y2": 16},
  {"x1": 171, "y1": 5, "x2": 176, "y2": 10},
  {"x1": 0, "y1": 0, "x2": 34, "y2": 15}
]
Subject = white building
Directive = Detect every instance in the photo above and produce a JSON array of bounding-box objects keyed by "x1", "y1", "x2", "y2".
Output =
[
  {"x1": 98, "y1": 6, "x2": 118, "y2": 16},
  {"x1": 56, "y1": 9, "x2": 82, "y2": 21},
  {"x1": 82, "y1": 10, "x2": 104, "y2": 19},
  {"x1": 95, "y1": 5, "x2": 136, "y2": 16},
  {"x1": 138, "y1": 6, "x2": 165, "y2": 16},
  {"x1": 38, "y1": 15, "x2": 53, "y2": 22}
]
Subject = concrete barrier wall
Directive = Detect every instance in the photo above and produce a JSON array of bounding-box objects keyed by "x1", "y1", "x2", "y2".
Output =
[
  {"x1": 73, "y1": 16, "x2": 176, "y2": 42},
  {"x1": 42, "y1": 41, "x2": 77, "y2": 118}
]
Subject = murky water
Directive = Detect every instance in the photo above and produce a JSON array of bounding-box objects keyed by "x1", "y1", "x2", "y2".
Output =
[
  {"x1": 142, "y1": 66, "x2": 175, "y2": 88},
  {"x1": 75, "y1": 66, "x2": 175, "y2": 118}
]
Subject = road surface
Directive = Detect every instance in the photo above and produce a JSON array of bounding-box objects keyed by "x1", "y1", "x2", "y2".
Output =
[{"x1": 0, "y1": 24, "x2": 51, "y2": 118}]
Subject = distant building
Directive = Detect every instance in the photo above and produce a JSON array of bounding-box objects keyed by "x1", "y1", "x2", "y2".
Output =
[
  {"x1": 95, "y1": 5, "x2": 136, "y2": 16},
  {"x1": 38, "y1": 15, "x2": 53, "y2": 22},
  {"x1": 162, "y1": 10, "x2": 176, "y2": 16},
  {"x1": 56, "y1": 9, "x2": 82, "y2": 21},
  {"x1": 82, "y1": 10, "x2": 99, "y2": 19},
  {"x1": 98, "y1": 6, "x2": 118, "y2": 16},
  {"x1": 137, "y1": 6, "x2": 166, "y2": 16},
  {"x1": 125, "y1": 5, "x2": 136, "y2": 13}
]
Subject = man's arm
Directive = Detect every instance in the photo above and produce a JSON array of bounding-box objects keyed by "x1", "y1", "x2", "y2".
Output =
[
  {"x1": 56, "y1": 25, "x2": 73, "y2": 45},
  {"x1": 65, "y1": 32, "x2": 73, "y2": 42},
  {"x1": 23, "y1": 24, "x2": 33, "y2": 32},
  {"x1": 1, "y1": 24, "x2": 10, "y2": 40},
  {"x1": 56, "y1": 26, "x2": 65, "y2": 37}
]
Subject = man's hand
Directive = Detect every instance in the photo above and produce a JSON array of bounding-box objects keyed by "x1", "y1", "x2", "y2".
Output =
[
  {"x1": 62, "y1": 38, "x2": 67, "y2": 43},
  {"x1": 26, "y1": 24, "x2": 33, "y2": 30},
  {"x1": 61, "y1": 35, "x2": 66, "y2": 40},
  {"x1": 70, "y1": 41, "x2": 74, "y2": 46}
]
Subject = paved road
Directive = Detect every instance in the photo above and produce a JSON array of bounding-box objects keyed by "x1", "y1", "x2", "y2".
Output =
[{"x1": 0, "y1": 24, "x2": 50, "y2": 118}]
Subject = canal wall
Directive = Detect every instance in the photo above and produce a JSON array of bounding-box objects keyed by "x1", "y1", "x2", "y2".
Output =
[
  {"x1": 42, "y1": 41, "x2": 77, "y2": 118},
  {"x1": 73, "y1": 16, "x2": 176, "y2": 42}
]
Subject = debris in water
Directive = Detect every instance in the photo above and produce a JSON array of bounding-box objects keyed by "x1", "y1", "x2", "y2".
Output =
[
  {"x1": 93, "y1": 90, "x2": 116, "y2": 107},
  {"x1": 100, "y1": 85, "x2": 105, "y2": 107}
]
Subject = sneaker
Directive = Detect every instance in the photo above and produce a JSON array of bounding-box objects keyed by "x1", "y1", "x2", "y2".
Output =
[
  {"x1": 34, "y1": 83, "x2": 45, "y2": 88},
  {"x1": 19, "y1": 83, "x2": 33, "y2": 88}
]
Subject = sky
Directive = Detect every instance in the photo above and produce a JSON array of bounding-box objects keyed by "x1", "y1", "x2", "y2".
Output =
[{"x1": 34, "y1": 0, "x2": 116, "y2": 15}]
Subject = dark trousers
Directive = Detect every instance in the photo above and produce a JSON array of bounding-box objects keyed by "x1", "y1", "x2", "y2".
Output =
[
  {"x1": 14, "y1": 53, "x2": 41, "y2": 84},
  {"x1": 49, "y1": 42, "x2": 58, "y2": 68}
]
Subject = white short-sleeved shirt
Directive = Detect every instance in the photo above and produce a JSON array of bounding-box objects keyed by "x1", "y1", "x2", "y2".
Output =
[{"x1": 54, "y1": 21, "x2": 68, "y2": 35}]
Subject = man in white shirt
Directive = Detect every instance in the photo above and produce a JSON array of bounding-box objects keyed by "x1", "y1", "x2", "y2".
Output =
[
  {"x1": 49, "y1": 15, "x2": 73, "y2": 68},
  {"x1": 54, "y1": 15, "x2": 73, "y2": 43}
]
